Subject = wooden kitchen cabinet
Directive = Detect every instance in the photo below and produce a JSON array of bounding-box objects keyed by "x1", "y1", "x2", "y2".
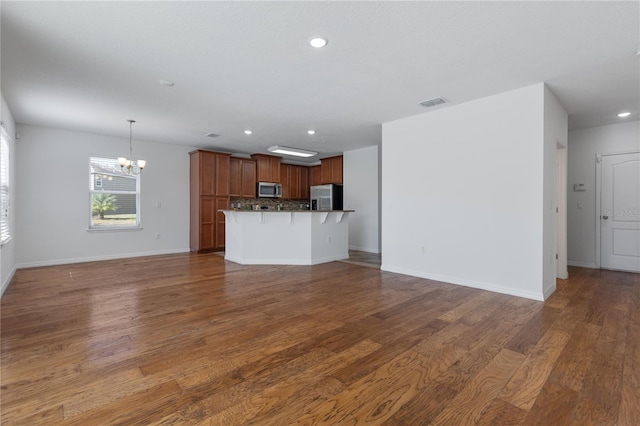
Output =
[
  {"x1": 252, "y1": 154, "x2": 281, "y2": 183},
  {"x1": 215, "y1": 154, "x2": 230, "y2": 196},
  {"x1": 309, "y1": 165, "x2": 322, "y2": 186},
  {"x1": 241, "y1": 160, "x2": 257, "y2": 197},
  {"x1": 280, "y1": 164, "x2": 307, "y2": 200},
  {"x1": 190, "y1": 150, "x2": 231, "y2": 252},
  {"x1": 300, "y1": 167, "x2": 309, "y2": 200},
  {"x1": 229, "y1": 158, "x2": 241, "y2": 196},
  {"x1": 280, "y1": 164, "x2": 291, "y2": 199},
  {"x1": 230, "y1": 157, "x2": 257, "y2": 198},
  {"x1": 320, "y1": 155, "x2": 343, "y2": 184},
  {"x1": 290, "y1": 166, "x2": 301, "y2": 199}
]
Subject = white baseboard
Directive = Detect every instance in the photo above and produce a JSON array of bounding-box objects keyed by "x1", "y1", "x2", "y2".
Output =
[
  {"x1": 380, "y1": 264, "x2": 546, "y2": 301},
  {"x1": 348, "y1": 245, "x2": 381, "y2": 254},
  {"x1": 225, "y1": 254, "x2": 348, "y2": 266},
  {"x1": 567, "y1": 260, "x2": 598, "y2": 269},
  {"x1": 543, "y1": 283, "x2": 557, "y2": 301},
  {"x1": 15, "y1": 248, "x2": 191, "y2": 269},
  {"x1": 1, "y1": 265, "x2": 17, "y2": 298}
]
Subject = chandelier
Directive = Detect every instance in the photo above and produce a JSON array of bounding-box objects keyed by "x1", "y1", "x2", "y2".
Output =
[{"x1": 117, "y1": 119, "x2": 146, "y2": 175}]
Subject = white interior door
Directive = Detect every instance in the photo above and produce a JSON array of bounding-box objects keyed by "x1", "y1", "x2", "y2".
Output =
[{"x1": 600, "y1": 152, "x2": 640, "y2": 272}]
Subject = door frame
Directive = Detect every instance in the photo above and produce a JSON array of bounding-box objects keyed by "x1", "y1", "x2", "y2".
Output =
[
  {"x1": 556, "y1": 144, "x2": 568, "y2": 279},
  {"x1": 595, "y1": 149, "x2": 640, "y2": 269}
]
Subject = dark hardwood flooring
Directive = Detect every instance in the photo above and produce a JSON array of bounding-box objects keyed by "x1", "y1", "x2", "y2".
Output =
[
  {"x1": 341, "y1": 250, "x2": 382, "y2": 268},
  {"x1": 1, "y1": 253, "x2": 638, "y2": 425}
]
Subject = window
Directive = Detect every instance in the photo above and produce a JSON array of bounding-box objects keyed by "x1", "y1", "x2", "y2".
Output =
[
  {"x1": 1, "y1": 126, "x2": 10, "y2": 244},
  {"x1": 89, "y1": 156, "x2": 141, "y2": 229}
]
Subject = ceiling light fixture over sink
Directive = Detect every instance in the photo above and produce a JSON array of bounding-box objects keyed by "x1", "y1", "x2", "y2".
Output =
[
  {"x1": 617, "y1": 111, "x2": 632, "y2": 118},
  {"x1": 268, "y1": 146, "x2": 317, "y2": 158}
]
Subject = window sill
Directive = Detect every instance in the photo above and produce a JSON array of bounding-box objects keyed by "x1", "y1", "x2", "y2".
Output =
[{"x1": 86, "y1": 226, "x2": 143, "y2": 233}]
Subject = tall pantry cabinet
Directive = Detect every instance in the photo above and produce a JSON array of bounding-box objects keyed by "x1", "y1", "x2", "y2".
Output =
[{"x1": 189, "y1": 150, "x2": 230, "y2": 252}]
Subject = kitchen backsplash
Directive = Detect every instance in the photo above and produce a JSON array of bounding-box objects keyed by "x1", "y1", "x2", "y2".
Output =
[{"x1": 230, "y1": 198, "x2": 311, "y2": 211}]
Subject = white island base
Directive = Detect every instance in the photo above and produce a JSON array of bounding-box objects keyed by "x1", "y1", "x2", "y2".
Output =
[{"x1": 221, "y1": 210, "x2": 353, "y2": 265}]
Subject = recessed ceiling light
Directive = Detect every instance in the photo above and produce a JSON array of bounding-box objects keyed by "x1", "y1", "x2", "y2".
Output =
[
  {"x1": 159, "y1": 80, "x2": 175, "y2": 87},
  {"x1": 268, "y1": 146, "x2": 317, "y2": 158},
  {"x1": 309, "y1": 37, "x2": 328, "y2": 48},
  {"x1": 244, "y1": 130, "x2": 253, "y2": 135},
  {"x1": 617, "y1": 112, "x2": 632, "y2": 118},
  {"x1": 205, "y1": 132, "x2": 219, "y2": 138},
  {"x1": 307, "y1": 130, "x2": 316, "y2": 135}
]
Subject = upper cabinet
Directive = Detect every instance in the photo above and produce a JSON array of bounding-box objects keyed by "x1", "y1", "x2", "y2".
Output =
[
  {"x1": 320, "y1": 155, "x2": 343, "y2": 184},
  {"x1": 300, "y1": 166, "x2": 309, "y2": 200},
  {"x1": 230, "y1": 157, "x2": 257, "y2": 198},
  {"x1": 215, "y1": 153, "x2": 230, "y2": 196},
  {"x1": 252, "y1": 154, "x2": 281, "y2": 183},
  {"x1": 309, "y1": 165, "x2": 322, "y2": 186},
  {"x1": 280, "y1": 164, "x2": 308, "y2": 200},
  {"x1": 241, "y1": 160, "x2": 257, "y2": 197},
  {"x1": 191, "y1": 150, "x2": 230, "y2": 196}
]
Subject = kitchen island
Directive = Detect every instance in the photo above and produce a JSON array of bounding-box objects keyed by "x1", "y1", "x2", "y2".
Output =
[{"x1": 220, "y1": 210, "x2": 354, "y2": 265}]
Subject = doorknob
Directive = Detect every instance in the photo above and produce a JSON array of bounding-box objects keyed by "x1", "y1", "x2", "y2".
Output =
[{"x1": 602, "y1": 215, "x2": 609, "y2": 220}]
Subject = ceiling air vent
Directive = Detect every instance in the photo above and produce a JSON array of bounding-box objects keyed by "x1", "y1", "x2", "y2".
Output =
[
  {"x1": 419, "y1": 97, "x2": 449, "y2": 108},
  {"x1": 205, "y1": 132, "x2": 220, "y2": 138}
]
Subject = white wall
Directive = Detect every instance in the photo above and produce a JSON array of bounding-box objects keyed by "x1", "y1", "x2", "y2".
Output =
[
  {"x1": 343, "y1": 145, "x2": 380, "y2": 253},
  {"x1": 382, "y1": 83, "x2": 559, "y2": 301},
  {"x1": 567, "y1": 120, "x2": 640, "y2": 267},
  {"x1": 1, "y1": 93, "x2": 17, "y2": 296},
  {"x1": 16, "y1": 125, "x2": 195, "y2": 267},
  {"x1": 543, "y1": 86, "x2": 568, "y2": 295}
]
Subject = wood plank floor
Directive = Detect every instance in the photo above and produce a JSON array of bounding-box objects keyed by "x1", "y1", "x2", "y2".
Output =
[
  {"x1": 1, "y1": 253, "x2": 638, "y2": 425},
  {"x1": 341, "y1": 250, "x2": 382, "y2": 269}
]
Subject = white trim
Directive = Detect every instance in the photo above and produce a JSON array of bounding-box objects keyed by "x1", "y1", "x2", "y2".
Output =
[
  {"x1": 224, "y1": 254, "x2": 348, "y2": 265},
  {"x1": 596, "y1": 148, "x2": 640, "y2": 157},
  {"x1": 86, "y1": 226, "x2": 143, "y2": 233},
  {"x1": 568, "y1": 260, "x2": 598, "y2": 269},
  {"x1": 1, "y1": 265, "x2": 16, "y2": 297},
  {"x1": 543, "y1": 283, "x2": 557, "y2": 301},
  {"x1": 380, "y1": 264, "x2": 546, "y2": 301},
  {"x1": 16, "y1": 248, "x2": 190, "y2": 269},
  {"x1": 556, "y1": 145, "x2": 568, "y2": 279},
  {"x1": 595, "y1": 153, "x2": 602, "y2": 269}
]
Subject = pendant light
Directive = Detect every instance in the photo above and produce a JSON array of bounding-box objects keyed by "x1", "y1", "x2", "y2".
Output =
[{"x1": 117, "y1": 119, "x2": 146, "y2": 175}]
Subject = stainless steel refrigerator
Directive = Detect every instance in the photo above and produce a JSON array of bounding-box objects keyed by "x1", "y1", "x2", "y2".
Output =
[{"x1": 310, "y1": 184, "x2": 343, "y2": 211}]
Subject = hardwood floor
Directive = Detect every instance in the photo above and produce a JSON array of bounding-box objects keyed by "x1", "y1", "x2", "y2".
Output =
[
  {"x1": 1, "y1": 253, "x2": 638, "y2": 425},
  {"x1": 341, "y1": 250, "x2": 382, "y2": 268}
]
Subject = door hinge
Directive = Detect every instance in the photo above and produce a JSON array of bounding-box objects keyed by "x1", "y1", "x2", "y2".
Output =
[
  {"x1": 556, "y1": 254, "x2": 558, "y2": 260},
  {"x1": 556, "y1": 207, "x2": 558, "y2": 213}
]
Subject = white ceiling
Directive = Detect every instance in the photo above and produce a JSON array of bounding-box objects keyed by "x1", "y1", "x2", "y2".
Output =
[{"x1": 1, "y1": 1, "x2": 638, "y2": 163}]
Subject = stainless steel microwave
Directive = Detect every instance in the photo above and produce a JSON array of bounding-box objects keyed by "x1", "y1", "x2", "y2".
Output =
[{"x1": 257, "y1": 182, "x2": 282, "y2": 198}]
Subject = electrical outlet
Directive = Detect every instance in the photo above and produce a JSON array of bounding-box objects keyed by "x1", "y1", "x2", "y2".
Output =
[{"x1": 155, "y1": 233, "x2": 161, "y2": 239}]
